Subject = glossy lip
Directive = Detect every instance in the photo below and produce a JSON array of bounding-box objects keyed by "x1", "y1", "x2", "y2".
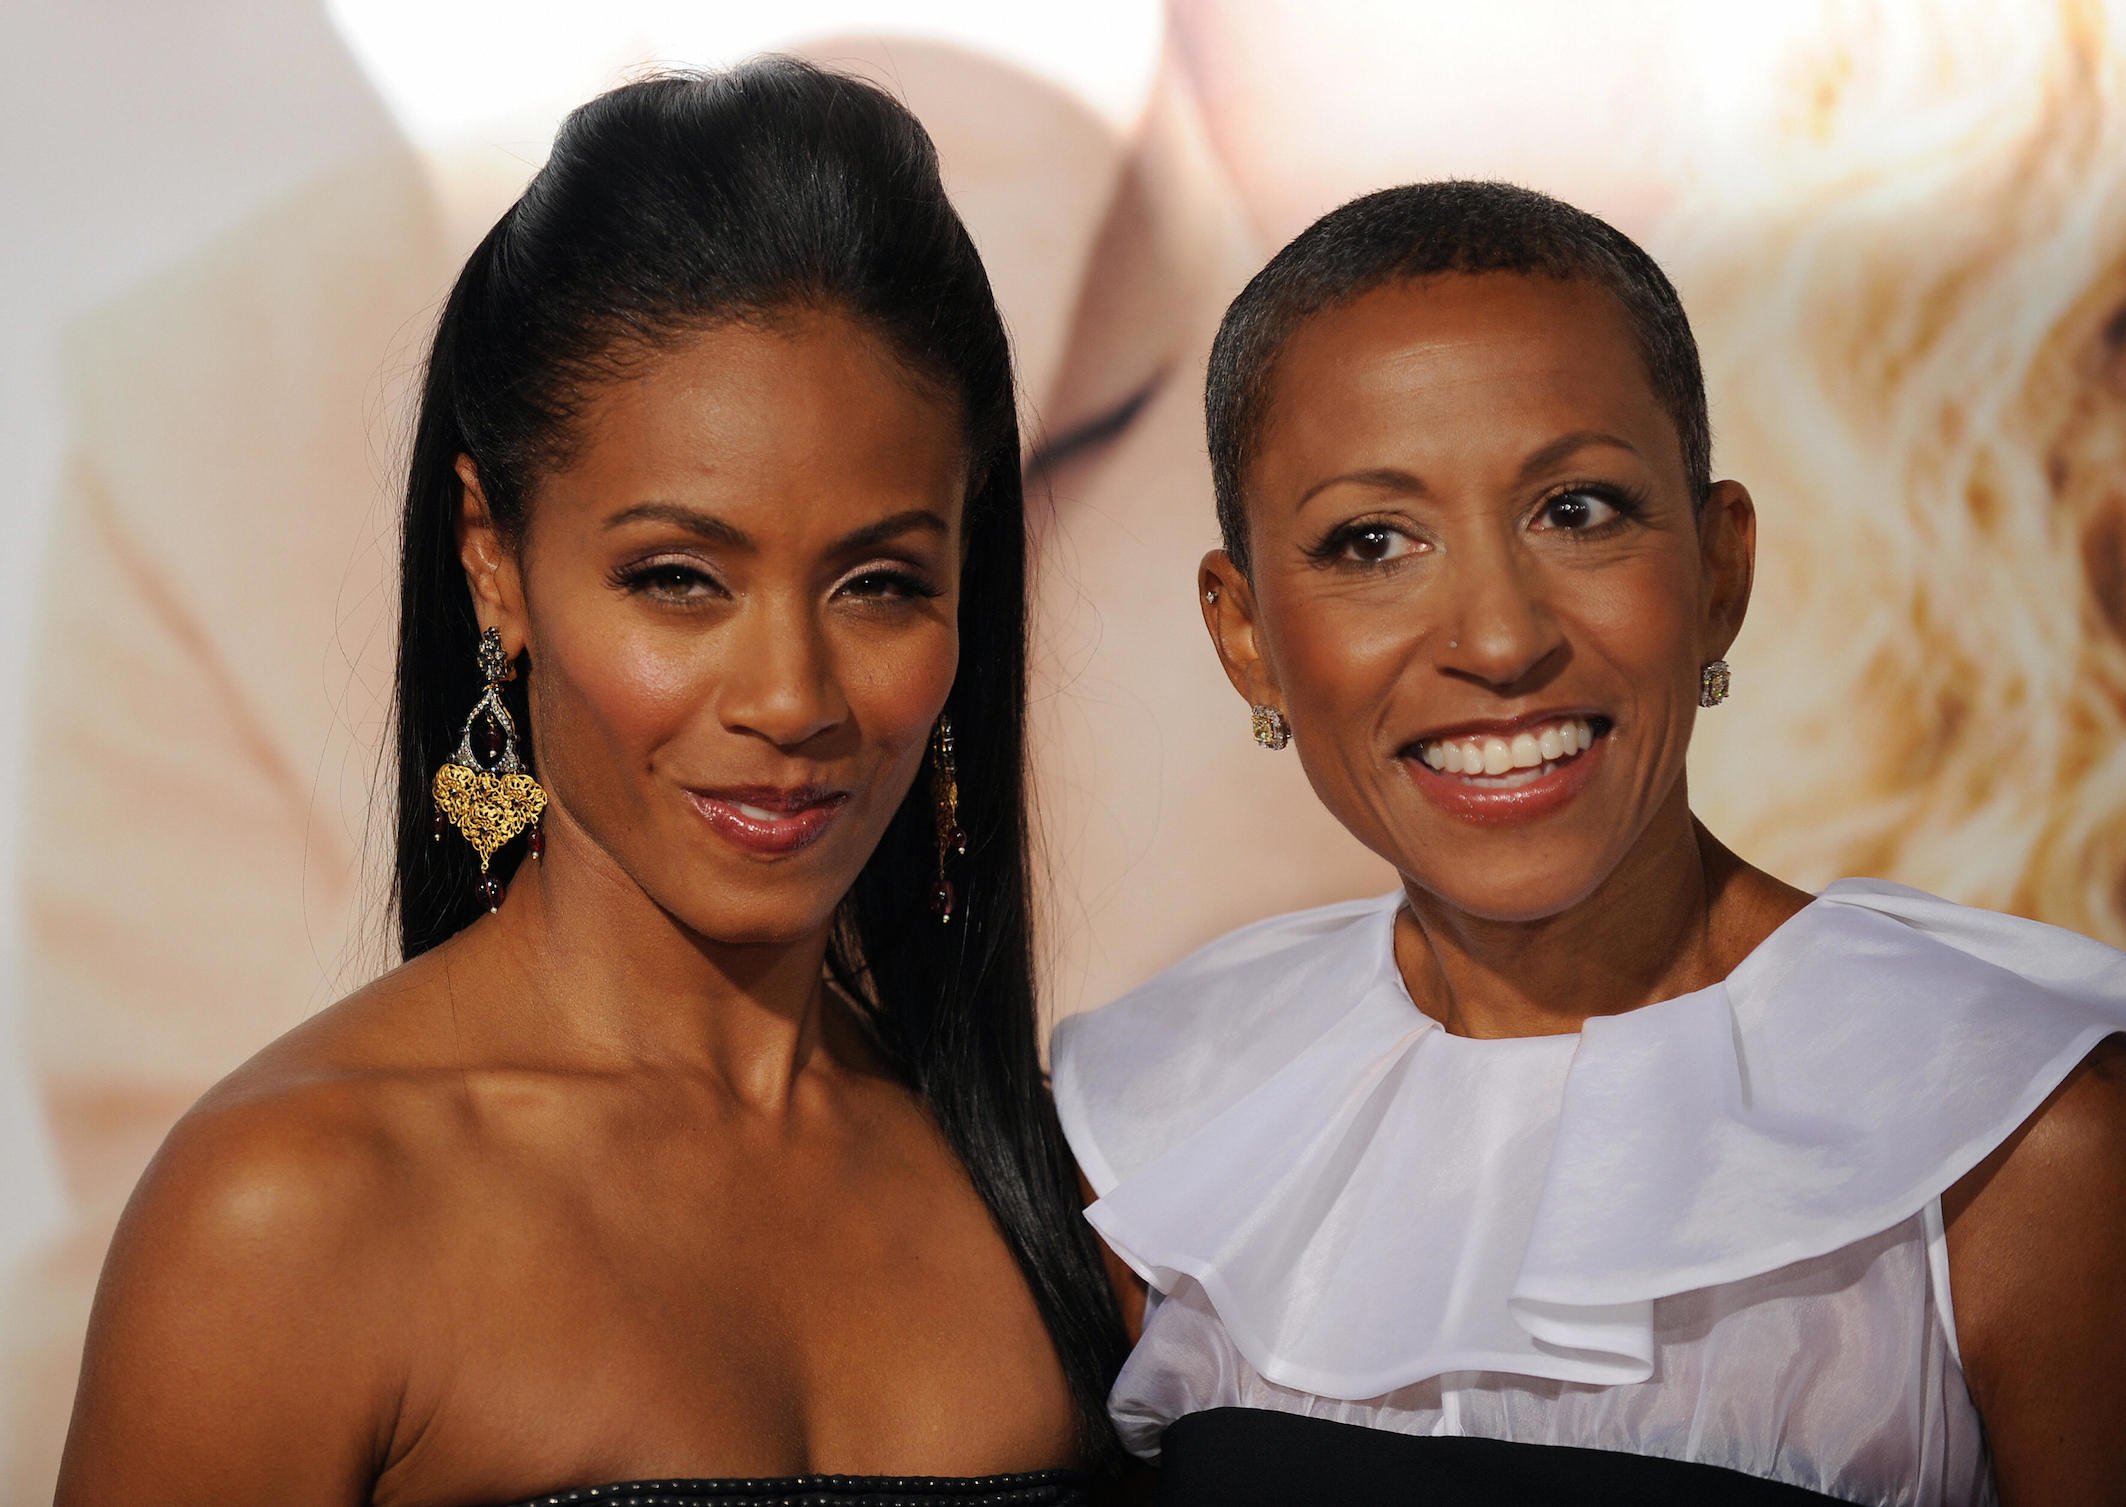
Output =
[
  {"x1": 1399, "y1": 713, "x2": 1610, "y2": 827},
  {"x1": 683, "y1": 784, "x2": 851, "y2": 857}
]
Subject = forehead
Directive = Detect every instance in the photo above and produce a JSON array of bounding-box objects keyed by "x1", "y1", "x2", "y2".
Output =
[
  {"x1": 1254, "y1": 272, "x2": 1674, "y2": 492},
  {"x1": 543, "y1": 309, "x2": 968, "y2": 530}
]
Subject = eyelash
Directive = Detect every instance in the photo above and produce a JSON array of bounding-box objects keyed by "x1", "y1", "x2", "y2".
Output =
[
  {"x1": 1304, "y1": 518, "x2": 1417, "y2": 567},
  {"x1": 614, "y1": 560, "x2": 724, "y2": 604},
  {"x1": 610, "y1": 560, "x2": 943, "y2": 606},
  {"x1": 1304, "y1": 481, "x2": 1650, "y2": 567},
  {"x1": 1530, "y1": 481, "x2": 1648, "y2": 538},
  {"x1": 839, "y1": 567, "x2": 943, "y2": 603}
]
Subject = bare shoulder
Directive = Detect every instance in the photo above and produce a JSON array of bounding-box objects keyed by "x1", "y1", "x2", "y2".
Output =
[
  {"x1": 86, "y1": 950, "x2": 483, "y2": 1368},
  {"x1": 1943, "y1": 1034, "x2": 2126, "y2": 1506},
  {"x1": 127, "y1": 1039, "x2": 428, "y2": 1270},
  {"x1": 135, "y1": 945, "x2": 482, "y2": 1236},
  {"x1": 1949, "y1": 1033, "x2": 2126, "y2": 1229},
  {"x1": 57, "y1": 949, "x2": 502, "y2": 1503}
]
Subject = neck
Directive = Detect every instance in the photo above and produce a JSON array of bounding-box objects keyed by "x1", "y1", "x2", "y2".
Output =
[
  {"x1": 448, "y1": 810, "x2": 853, "y2": 1108},
  {"x1": 1395, "y1": 796, "x2": 1759, "y2": 1039}
]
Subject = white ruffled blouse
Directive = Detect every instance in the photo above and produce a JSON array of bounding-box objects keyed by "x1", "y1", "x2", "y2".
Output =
[{"x1": 1053, "y1": 880, "x2": 2126, "y2": 1506}]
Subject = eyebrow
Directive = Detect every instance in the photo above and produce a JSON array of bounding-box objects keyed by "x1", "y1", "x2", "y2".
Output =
[
  {"x1": 604, "y1": 501, "x2": 750, "y2": 545},
  {"x1": 603, "y1": 502, "x2": 951, "y2": 553},
  {"x1": 1293, "y1": 429, "x2": 1646, "y2": 512}
]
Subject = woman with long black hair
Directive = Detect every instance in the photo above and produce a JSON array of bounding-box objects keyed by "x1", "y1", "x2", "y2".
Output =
[{"x1": 56, "y1": 60, "x2": 1126, "y2": 1506}]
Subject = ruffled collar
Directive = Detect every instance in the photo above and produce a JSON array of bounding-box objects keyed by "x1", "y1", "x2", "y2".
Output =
[{"x1": 1052, "y1": 880, "x2": 2126, "y2": 1400}]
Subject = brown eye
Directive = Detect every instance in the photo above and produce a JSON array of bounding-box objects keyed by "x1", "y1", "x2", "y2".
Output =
[
  {"x1": 621, "y1": 562, "x2": 722, "y2": 602},
  {"x1": 1533, "y1": 488, "x2": 1624, "y2": 533},
  {"x1": 1338, "y1": 524, "x2": 1419, "y2": 564},
  {"x1": 837, "y1": 567, "x2": 942, "y2": 603}
]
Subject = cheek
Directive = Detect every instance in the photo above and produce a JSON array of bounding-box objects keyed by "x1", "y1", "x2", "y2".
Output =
[
  {"x1": 1565, "y1": 553, "x2": 1704, "y2": 683},
  {"x1": 1272, "y1": 598, "x2": 1412, "y2": 719},
  {"x1": 530, "y1": 617, "x2": 701, "y2": 796},
  {"x1": 1258, "y1": 583, "x2": 1419, "y2": 809},
  {"x1": 838, "y1": 620, "x2": 960, "y2": 753}
]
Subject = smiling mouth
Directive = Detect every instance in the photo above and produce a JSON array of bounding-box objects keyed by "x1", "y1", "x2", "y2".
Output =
[
  {"x1": 1410, "y1": 714, "x2": 1610, "y2": 789},
  {"x1": 684, "y1": 786, "x2": 851, "y2": 856}
]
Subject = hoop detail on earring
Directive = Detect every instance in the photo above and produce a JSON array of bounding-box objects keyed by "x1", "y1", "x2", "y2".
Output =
[
  {"x1": 1251, "y1": 704, "x2": 1292, "y2": 751},
  {"x1": 1700, "y1": 659, "x2": 1732, "y2": 708},
  {"x1": 433, "y1": 627, "x2": 547, "y2": 911},
  {"x1": 929, "y1": 716, "x2": 966, "y2": 922}
]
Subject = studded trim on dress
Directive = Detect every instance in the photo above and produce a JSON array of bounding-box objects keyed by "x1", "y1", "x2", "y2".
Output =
[{"x1": 500, "y1": 1469, "x2": 1088, "y2": 1506}]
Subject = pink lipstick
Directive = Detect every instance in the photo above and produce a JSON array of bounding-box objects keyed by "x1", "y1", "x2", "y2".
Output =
[
  {"x1": 1400, "y1": 712, "x2": 1609, "y2": 826},
  {"x1": 684, "y1": 785, "x2": 850, "y2": 856}
]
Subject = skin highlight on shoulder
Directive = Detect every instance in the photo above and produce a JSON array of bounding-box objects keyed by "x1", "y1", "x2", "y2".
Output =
[{"x1": 1944, "y1": 1034, "x2": 2126, "y2": 1507}]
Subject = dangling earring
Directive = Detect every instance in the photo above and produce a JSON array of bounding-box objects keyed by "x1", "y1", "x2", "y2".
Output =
[
  {"x1": 1699, "y1": 659, "x2": 1732, "y2": 708},
  {"x1": 1251, "y1": 703, "x2": 1291, "y2": 750},
  {"x1": 929, "y1": 716, "x2": 967, "y2": 923},
  {"x1": 432, "y1": 627, "x2": 547, "y2": 912}
]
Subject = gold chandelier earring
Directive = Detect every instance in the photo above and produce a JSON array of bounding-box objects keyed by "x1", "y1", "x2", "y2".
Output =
[
  {"x1": 432, "y1": 627, "x2": 548, "y2": 912},
  {"x1": 929, "y1": 716, "x2": 967, "y2": 923},
  {"x1": 1700, "y1": 659, "x2": 1733, "y2": 708},
  {"x1": 1251, "y1": 703, "x2": 1291, "y2": 750}
]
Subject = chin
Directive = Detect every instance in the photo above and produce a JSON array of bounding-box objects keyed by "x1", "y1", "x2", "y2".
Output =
[
  {"x1": 663, "y1": 879, "x2": 844, "y2": 950},
  {"x1": 1396, "y1": 848, "x2": 1606, "y2": 926},
  {"x1": 1420, "y1": 885, "x2": 1587, "y2": 926}
]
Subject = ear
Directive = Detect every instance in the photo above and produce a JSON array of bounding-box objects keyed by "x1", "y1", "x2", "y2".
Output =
[
  {"x1": 1698, "y1": 479, "x2": 1756, "y2": 659},
  {"x1": 455, "y1": 456, "x2": 528, "y2": 651},
  {"x1": 1199, "y1": 549, "x2": 1282, "y2": 710}
]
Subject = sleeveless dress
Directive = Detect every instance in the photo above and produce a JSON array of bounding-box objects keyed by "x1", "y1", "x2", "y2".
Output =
[
  {"x1": 1052, "y1": 880, "x2": 2126, "y2": 1506},
  {"x1": 497, "y1": 1471, "x2": 1088, "y2": 1505}
]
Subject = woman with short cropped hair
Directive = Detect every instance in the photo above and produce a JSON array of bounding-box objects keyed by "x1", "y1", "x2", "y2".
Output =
[{"x1": 1056, "y1": 181, "x2": 2126, "y2": 1506}]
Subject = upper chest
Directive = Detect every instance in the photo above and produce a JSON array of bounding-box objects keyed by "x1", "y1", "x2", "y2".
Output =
[{"x1": 370, "y1": 1081, "x2": 1079, "y2": 1506}]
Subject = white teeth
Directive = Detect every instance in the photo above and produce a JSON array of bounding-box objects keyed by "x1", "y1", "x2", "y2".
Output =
[
  {"x1": 735, "y1": 802, "x2": 781, "y2": 821},
  {"x1": 1417, "y1": 716, "x2": 1602, "y2": 782}
]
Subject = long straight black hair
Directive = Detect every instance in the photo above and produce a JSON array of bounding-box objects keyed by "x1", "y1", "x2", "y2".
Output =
[{"x1": 391, "y1": 59, "x2": 1127, "y2": 1457}]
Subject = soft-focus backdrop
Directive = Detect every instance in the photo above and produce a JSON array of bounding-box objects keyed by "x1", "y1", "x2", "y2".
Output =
[{"x1": 5, "y1": 0, "x2": 2124, "y2": 1495}]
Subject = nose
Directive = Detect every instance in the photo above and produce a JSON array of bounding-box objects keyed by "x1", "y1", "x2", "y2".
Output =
[
  {"x1": 716, "y1": 594, "x2": 851, "y2": 750},
  {"x1": 1436, "y1": 540, "x2": 1566, "y2": 691}
]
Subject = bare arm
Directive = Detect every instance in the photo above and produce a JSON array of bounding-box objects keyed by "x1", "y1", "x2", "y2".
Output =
[
  {"x1": 55, "y1": 1092, "x2": 408, "y2": 1506},
  {"x1": 1075, "y1": 1162, "x2": 1147, "y2": 1345},
  {"x1": 1945, "y1": 1036, "x2": 2126, "y2": 1507},
  {"x1": 1072, "y1": 1162, "x2": 1156, "y2": 1506}
]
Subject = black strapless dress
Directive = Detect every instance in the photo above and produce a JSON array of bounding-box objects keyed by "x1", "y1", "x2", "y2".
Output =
[
  {"x1": 1156, "y1": 1409, "x2": 1856, "y2": 1505},
  {"x1": 499, "y1": 1470, "x2": 1088, "y2": 1506}
]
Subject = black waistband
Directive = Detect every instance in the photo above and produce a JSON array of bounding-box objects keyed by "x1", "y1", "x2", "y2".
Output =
[{"x1": 1157, "y1": 1407, "x2": 1855, "y2": 1506}]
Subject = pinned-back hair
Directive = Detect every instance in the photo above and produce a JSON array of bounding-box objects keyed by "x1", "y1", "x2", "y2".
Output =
[
  {"x1": 1206, "y1": 179, "x2": 1710, "y2": 571},
  {"x1": 391, "y1": 58, "x2": 1126, "y2": 1457}
]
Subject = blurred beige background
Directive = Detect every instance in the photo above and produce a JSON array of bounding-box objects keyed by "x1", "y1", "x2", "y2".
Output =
[{"x1": 5, "y1": 0, "x2": 2124, "y2": 1497}]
